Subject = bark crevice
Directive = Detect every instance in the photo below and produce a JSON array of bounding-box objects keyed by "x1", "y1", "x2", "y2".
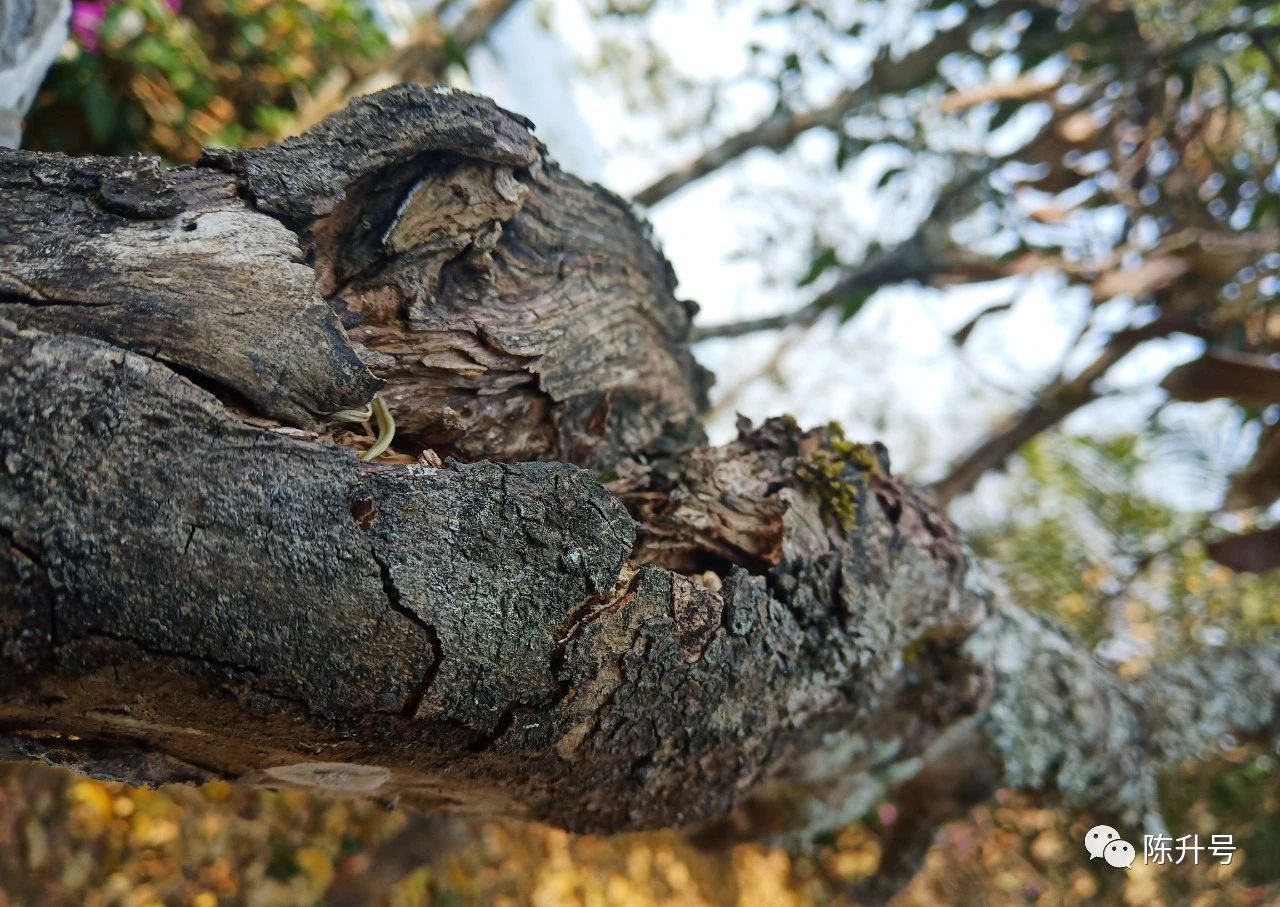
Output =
[{"x1": 370, "y1": 546, "x2": 443, "y2": 720}]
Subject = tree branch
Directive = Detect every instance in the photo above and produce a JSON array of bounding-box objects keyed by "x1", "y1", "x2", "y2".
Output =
[
  {"x1": 689, "y1": 79, "x2": 1109, "y2": 344},
  {"x1": 634, "y1": 86, "x2": 865, "y2": 208},
  {"x1": 692, "y1": 234, "x2": 935, "y2": 341},
  {"x1": 387, "y1": 0, "x2": 524, "y2": 84},
  {"x1": 690, "y1": 161, "x2": 999, "y2": 342},
  {"x1": 0, "y1": 88, "x2": 1276, "y2": 900},
  {"x1": 929, "y1": 317, "x2": 1185, "y2": 506},
  {"x1": 633, "y1": 0, "x2": 1020, "y2": 207}
]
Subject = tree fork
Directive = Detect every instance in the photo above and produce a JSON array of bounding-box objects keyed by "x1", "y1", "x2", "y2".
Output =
[{"x1": 1, "y1": 87, "x2": 1276, "y2": 868}]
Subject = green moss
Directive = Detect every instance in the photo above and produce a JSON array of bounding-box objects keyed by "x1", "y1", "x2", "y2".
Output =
[
  {"x1": 901, "y1": 634, "x2": 928, "y2": 663},
  {"x1": 771, "y1": 413, "x2": 802, "y2": 437},
  {"x1": 793, "y1": 423, "x2": 881, "y2": 534}
]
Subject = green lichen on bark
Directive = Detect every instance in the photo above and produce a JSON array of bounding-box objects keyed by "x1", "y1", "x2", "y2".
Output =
[{"x1": 792, "y1": 422, "x2": 882, "y2": 533}]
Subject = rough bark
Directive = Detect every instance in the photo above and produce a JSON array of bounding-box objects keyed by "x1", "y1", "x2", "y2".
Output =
[{"x1": 1, "y1": 85, "x2": 1277, "y2": 890}]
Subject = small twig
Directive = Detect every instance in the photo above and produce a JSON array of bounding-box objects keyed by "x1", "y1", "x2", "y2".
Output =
[
  {"x1": 631, "y1": 0, "x2": 1024, "y2": 207},
  {"x1": 330, "y1": 396, "x2": 397, "y2": 461},
  {"x1": 329, "y1": 402, "x2": 373, "y2": 423},
  {"x1": 362, "y1": 396, "x2": 397, "y2": 461}
]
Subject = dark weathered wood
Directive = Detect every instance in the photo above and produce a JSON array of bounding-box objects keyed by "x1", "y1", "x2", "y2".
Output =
[
  {"x1": 0, "y1": 152, "x2": 380, "y2": 428},
  {"x1": 0, "y1": 86, "x2": 1277, "y2": 893},
  {"x1": 0, "y1": 326, "x2": 979, "y2": 830},
  {"x1": 206, "y1": 83, "x2": 708, "y2": 469},
  {"x1": 199, "y1": 86, "x2": 541, "y2": 226}
]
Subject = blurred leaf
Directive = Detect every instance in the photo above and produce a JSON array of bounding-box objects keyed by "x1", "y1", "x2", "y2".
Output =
[
  {"x1": 1227, "y1": 424, "x2": 1280, "y2": 509},
  {"x1": 1160, "y1": 350, "x2": 1280, "y2": 406},
  {"x1": 1217, "y1": 62, "x2": 1235, "y2": 115},
  {"x1": 1171, "y1": 63, "x2": 1198, "y2": 102},
  {"x1": 1091, "y1": 256, "x2": 1189, "y2": 301},
  {"x1": 838, "y1": 287, "x2": 875, "y2": 322},
  {"x1": 1207, "y1": 527, "x2": 1280, "y2": 573},
  {"x1": 988, "y1": 99, "x2": 1022, "y2": 132},
  {"x1": 441, "y1": 33, "x2": 471, "y2": 75},
  {"x1": 875, "y1": 167, "x2": 903, "y2": 189},
  {"x1": 82, "y1": 78, "x2": 119, "y2": 146},
  {"x1": 951, "y1": 301, "x2": 1013, "y2": 346},
  {"x1": 1056, "y1": 110, "x2": 1100, "y2": 145},
  {"x1": 835, "y1": 135, "x2": 854, "y2": 170},
  {"x1": 799, "y1": 246, "x2": 839, "y2": 287}
]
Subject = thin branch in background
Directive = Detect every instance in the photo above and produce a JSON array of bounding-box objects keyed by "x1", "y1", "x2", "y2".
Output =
[
  {"x1": 634, "y1": 86, "x2": 864, "y2": 207},
  {"x1": 692, "y1": 234, "x2": 936, "y2": 341},
  {"x1": 631, "y1": 0, "x2": 1018, "y2": 207},
  {"x1": 690, "y1": 164, "x2": 993, "y2": 342},
  {"x1": 1174, "y1": 21, "x2": 1280, "y2": 58},
  {"x1": 704, "y1": 327, "x2": 805, "y2": 423},
  {"x1": 389, "y1": 0, "x2": 523, "y2": 83},
  {"x1": 689, "y1": 73, "x2": 1110, "y2": 344},
  {"x1": 929, "y1": 316, "x2": 1193, "y2": 506},
  {"x1": 1093, "y1": 504, "x2": 1210, "y2": 666}
]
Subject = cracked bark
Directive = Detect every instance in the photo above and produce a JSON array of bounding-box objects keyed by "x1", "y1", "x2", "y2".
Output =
[{"x1": 1, "y1": 84, "x2": 1277, "y2": 893}]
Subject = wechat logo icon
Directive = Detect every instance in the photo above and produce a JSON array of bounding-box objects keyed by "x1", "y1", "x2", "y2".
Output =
[{"x1": 1085, "y1": 825, "x2": 1135, "y2": 869}]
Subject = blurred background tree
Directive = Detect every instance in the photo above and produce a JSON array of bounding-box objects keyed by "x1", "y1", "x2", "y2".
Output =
[
  {"x1": 7, "y1": 0, "x2": 1280, "y2": 904},
  {"x1": 27, "y1": 0, "x2": 388, "y2": 159}
]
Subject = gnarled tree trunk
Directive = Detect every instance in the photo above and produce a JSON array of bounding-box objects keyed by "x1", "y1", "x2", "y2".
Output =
[{"x1": 1, "y1": 84, "x2": 1277, "y2": 897}]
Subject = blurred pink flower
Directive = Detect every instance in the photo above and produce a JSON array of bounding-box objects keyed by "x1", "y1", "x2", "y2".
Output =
[
  {"x1": 70, "y1": 0, "x2": 110, "y2": 53},
  {"x1": 70, "y1": 0, "x2": 181, "y2": 54}
]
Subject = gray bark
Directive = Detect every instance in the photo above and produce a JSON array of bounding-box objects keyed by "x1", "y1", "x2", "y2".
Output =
[{"x1": 0, "y1": 83, "x2": 1276, "y2": 894}]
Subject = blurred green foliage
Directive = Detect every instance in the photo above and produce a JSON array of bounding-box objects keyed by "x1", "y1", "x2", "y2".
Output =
[
  {"x1": 963, "y1": 434, "x2": 1280, "y2": 902},
  {"x1": 26, "y1": 0, "x2": 387, "y2": 161},
  {"x1": 972, "y1": 432, "x2": 1280, "y2": 664}
]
